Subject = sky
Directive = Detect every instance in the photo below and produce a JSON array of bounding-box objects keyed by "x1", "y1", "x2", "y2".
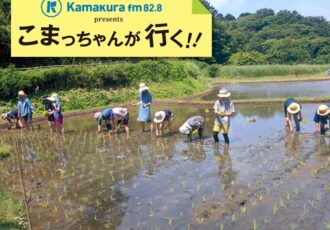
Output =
[{"x1": 207, "y1": 0, "x2": 330, "y2": 20}]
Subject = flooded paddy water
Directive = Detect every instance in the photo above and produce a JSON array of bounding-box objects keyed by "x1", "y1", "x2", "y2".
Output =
[
  {"x1": 0, "y1": 104, "x2": 329, "y2": 229},
  {"x1": 202, "y1": 80, "x2": 330, "y2": 100},
  {"x1": 0, "y1": 82, "x2": 330, "y2": 229}
]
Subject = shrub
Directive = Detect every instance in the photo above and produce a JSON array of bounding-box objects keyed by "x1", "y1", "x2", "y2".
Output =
[{"x1": 208, "y1": 64, "x2": 221, "y2": 78}]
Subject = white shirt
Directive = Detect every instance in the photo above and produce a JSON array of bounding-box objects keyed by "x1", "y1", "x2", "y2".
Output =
[{"x1": 112, "y1": 107, "x2": 128, "y2": 119}]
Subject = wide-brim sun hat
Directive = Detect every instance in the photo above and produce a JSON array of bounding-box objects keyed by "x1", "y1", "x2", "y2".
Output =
[
  {"x1": 47, "y1": 96, "x2": 56, "y2": 102},
  {"x1": 179, "y1": 122, "x2": 192, "y2": 135},
  {"x1": 94, "y1": 112, "x2": 102, "y2": 120},
  {"x1": 0, "y1": 113, "x2": 7, "y2": 119},
  {"x1": 317, "y1": 104, "x2": 330, "y2": 116},
  {"x1": 139, "y1": 83, "x2": 149, "y2": 92},
  {"x1": 217, "y1": 89, "x2": 231, "y2": 98},
  {"x1": 18, "y1": 90, "x2": 26, "y2": 97},
  {"x1": 287, "y1": 103, "x2": 301, "y2": 114},
  {"x1": 154, "y1": 111, "x2": 166, "y2": 123}
]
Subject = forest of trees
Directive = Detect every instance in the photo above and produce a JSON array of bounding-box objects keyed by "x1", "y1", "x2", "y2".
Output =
[{"x1": 0, "y1": 0, "x2": 329, "y2": 67}]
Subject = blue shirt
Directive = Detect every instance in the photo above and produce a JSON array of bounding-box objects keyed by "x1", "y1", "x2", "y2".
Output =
[
  {"x1": 98, "y1": 108, "x2": 113, "y2": 125},
  {"x1": 163, "y1": 109, "x2": 172, "y2": 121},
  {"x1": 284, "y1": 98, "x2": 301, "y2": 116},
  {"x1": 314, "y1": 104, "x2": 330, "y2": 124},
  {"x1": 18, "y1": 98, "x2": 34, "y2": 117},
  {"x1": 7, "y1": 109, "x2": 19, "y2": 119},
  {"x1": 53, "y1": 102, "x2": 62, "y2": 119},
  {"x1": 139, "y1": 91, "x2": 153, "y2": 104}
]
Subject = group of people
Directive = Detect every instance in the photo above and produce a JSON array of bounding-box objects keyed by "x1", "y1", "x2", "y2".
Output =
[
  {"x1": 1, "y1": 84, "x2": 330, "y2": 144},
  {"x1": 0, "y1": 91, "x2": 63, "y2": 133},
  {"x1": 94, "y1": 83, "x2": 330, "y2": 144},
  {"x1": 284, "y1": 97, "x2": 330, "y2": 135},
  {"x1": 93, "y1": 84, "x2": 236, "y2": 144}
]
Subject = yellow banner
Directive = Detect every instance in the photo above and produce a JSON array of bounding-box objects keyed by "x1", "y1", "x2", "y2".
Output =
[{"x1": 11, "y1": 0, "x2": 212, "y2": 57}]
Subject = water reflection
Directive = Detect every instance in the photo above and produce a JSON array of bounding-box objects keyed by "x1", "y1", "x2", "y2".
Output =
[
  {"x1": 202, "y1": 80, "x2": 330, "y2": 100},
  {"x1": 214, "y1": 146, "x2": 235, "y2": 191}
]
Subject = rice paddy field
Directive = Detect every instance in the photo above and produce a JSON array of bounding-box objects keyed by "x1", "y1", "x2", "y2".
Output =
[{"x1": 0, "y1": 80, "x2": 330, "y2": 229}]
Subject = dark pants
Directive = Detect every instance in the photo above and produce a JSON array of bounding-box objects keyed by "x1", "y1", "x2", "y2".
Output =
[
  {"x1": 293, "y1": 114, "x2": 300, "y2": 132},
  {"x1": 320, "y1": 122, "x2": 326, "y2": 135},
  {"x1": 213, "y1": 132, "x2": 229, "y2": 144}
]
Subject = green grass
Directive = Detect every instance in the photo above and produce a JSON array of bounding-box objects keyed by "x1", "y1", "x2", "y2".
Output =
[
  {"x1": 215, "y1": 64, "x2": 330, "y2": 79},
  {"x1": 0, "y1": 188, "x2": 25, "y2": 229},
  {"x1": 0, "y1": 145, "x2": 11, "y2": 159},
  {"x1": 0, "y1": 75, "x2": 211, "y2": 117},
  {"x1": 0, "y1": 63, "x2": 329, "y2": 117}
]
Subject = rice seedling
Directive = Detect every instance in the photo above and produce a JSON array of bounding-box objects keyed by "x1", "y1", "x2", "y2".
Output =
[
  {"x1": 307, "y1": 200, "x2": 314, "y2": 208},
  {"x1": 253, "y1": 219, "x2": 258, "y2": 230},
  {"x1": 290, "y1": 223, "x2": 297, "y2": 230},
  {"x1": 240, "y1": 205, "x2": 247, "y2": 215},
  {"x1": 285, "y1": 192, "x2": 291, "y2": 201},
  {"x1": 279, "y1": 199, "x2": 286, "y2": 209},
  {"x1": 272, "y1": 204, "x2": 278, "y2": 215},
  {"x1": 324, "y1": 221, "x2": 330, "y2": 230},
  {"x1": 231, "y1": 213, "x2": 236, "y2": 222}
]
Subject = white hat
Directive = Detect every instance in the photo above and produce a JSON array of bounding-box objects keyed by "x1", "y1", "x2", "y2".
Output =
[
  {"x1": 287, "y1": 103, "x2": 301, "y2": 114},
  {"x1": 139, "y1": 83, "x2": 149, "y2": 92},
  {"x1": 154, "y1": 111, "x2": 166, "y2": 123},
  {"x1": 47, "y1": 95, "x2": 56, "y2": 102},
  {"x1": 18, "y1": 90, "x2": 26, "y2": 97},
  {"x1": 0, "y1": 113, "x2": 7, "y2": 119},
  {"x1": 94, "y1": 112, "x2": 102, "y2": 120},
  {"x1": 179, "y1": 122, "x2": 192, "y2": 135},
  {"x1": 317, "y1": 105, "x2": 330, "y2": 116},
  {"x1": 217, "y1": 89, "x2": 231, "y2": 98}
]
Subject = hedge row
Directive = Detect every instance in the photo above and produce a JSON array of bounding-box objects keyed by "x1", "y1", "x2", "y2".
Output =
[{"x1": 0, "y1": 60, "x2": 201, "y2": 99}]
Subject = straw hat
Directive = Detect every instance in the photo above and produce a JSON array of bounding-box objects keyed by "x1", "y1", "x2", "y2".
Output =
[
  {"x1": 179, "y1": 122, "x2": 191, "y2": 135},
  {"x1": 154, "y1": 111, "x2": 166, "y2": 123},
  {"x1": 94, "y1": 112, "x2": 102, "y2": 120},
  {"x1": 287, "y1": 103, "x2": 301, "y2": 114},
  {"x1": 47, "y1": 95, "x2": 56, "y2": 102},
  {"x1": 317, "y1": 105, "x2": 330, "y2": 116},
  {"x1": 217, "y1": 89, "x2": 231, "y2": 98},
  {"x1": 0, "y1": 113, "x2": 7, "y2": 119},
  {"x1": 139, "y1": 83, "x2": 149, "y2": 92},
  {"x1": 18, "y1": 90, "x2": 26, "y2": 97}
]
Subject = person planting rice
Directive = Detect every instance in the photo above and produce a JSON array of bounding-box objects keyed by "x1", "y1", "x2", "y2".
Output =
[
  {"x1": 17, "y1": 90, "x2": 34, "y2": 130},
  {"x1": 47, "y1": 94, "x2": 64, "y2": 133},
  {"x1": 112, "y1": 107, "x2": 130, "y2": 136},
  {"x1": 94, "y1": 108, "x2": 114, "y2": 133},
  {"x1": 179, "y1": 116, "x2": 204, "y2": 142},
  {"x1": 0, "y1": 109, "x2": 22, "y2": 129},
  {"x1": 42, "y1": 95, "x2": 55, "y2": 130},
  {"x1": 153, "y1": 109, "x2": 173, "y2": 137},
  {"x1": 284, "y1": 98, "x2": 303, "y2": 132},
  {"x1": 136, "y1": 83, "x2": 153, "y2": 133},
  {"x1": 313, "y1": 104, "x2": 330, "y2": 135},
  {"x1": 213, "y1": 89, "x2": 235, "y2": 145}
]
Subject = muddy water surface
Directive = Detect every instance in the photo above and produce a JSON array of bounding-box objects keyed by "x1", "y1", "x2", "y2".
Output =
[
  {"x1": 202, "y1": 80, "x2": 330, "y2": 100},
  {"x1": 0, "y1": 104, "x2": 329, "y2": 230}
]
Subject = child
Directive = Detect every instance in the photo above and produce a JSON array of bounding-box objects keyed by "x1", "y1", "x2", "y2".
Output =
[
  {"x1": 153, "y1": 109, "x2": 173, "y2": 137},
  {"x1": 42, "y1": 95, "x2": 55, "y2": 130}
]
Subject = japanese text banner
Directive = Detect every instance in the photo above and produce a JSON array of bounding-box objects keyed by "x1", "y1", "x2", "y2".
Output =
[{"x1": 11, "y1": 0, "x2": 212, "y2": 57}]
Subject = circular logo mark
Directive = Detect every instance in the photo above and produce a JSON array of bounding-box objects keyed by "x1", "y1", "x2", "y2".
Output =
[{"x1": 41, "y1": 0, "x2": 62, "y2": 18}]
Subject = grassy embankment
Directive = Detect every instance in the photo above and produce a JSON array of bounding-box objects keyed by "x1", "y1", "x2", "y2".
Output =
[{"x1": 0, "y1": 61, "x2": 329, "y2": 115}]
